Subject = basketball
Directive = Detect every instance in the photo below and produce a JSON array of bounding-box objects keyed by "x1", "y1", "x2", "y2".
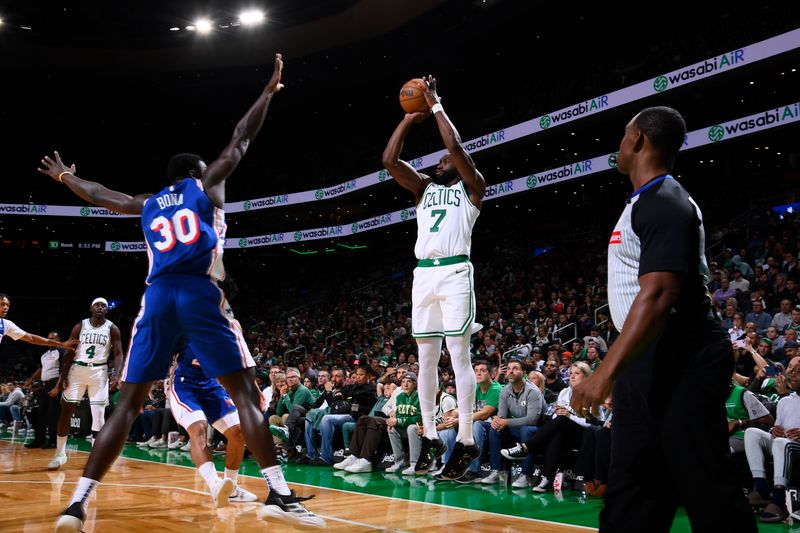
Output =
[{"x1": 399, "y1": 78, "x2": 429, "y2": 113}]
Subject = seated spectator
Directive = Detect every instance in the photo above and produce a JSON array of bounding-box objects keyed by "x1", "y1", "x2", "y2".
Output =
[
  {"x1": 542, "y1": 357, "x2": 566, "y2": 401},
  {"x1": 303, "y1": 374, "x2": 320, "y2": 400},
  {"x1": 528, "y1": 370, "x2": 546, "y2": 394},
  {"x1": 771, "y1": 299, "x2": 793, "y2": 334},
  {"x1": 449, "y1": 360, "x2": 502, "y2": 483},
  {"x1": 484, "y1": 359, "x2": 545, "y2": 487},
  {"x1": 0, "y1": 382, "x2": 25, "y2": 431},
  {"x1": 304, "y1": 366, "x2": 377, "y2": 466},
  {"x1": 720, "y1": 303, "x2": 737, "y2": 330},
  {"x1": 385, "y1": 373, "x2": 421, "y2": 474},
  {"x1": 726, "y1": 381, "x2": 774, "y2": 454},
  {"x1": 728, "y1": 313, "x2": 746, "y2": 342},
  {"x1": 429, "y1": 384, "x2": 458, "y2": 472},
  {"x1": 575, "y1": 395, "x2": 613, "y2": 497},
  {"x1": 730, "y1": 269, "x2": 751, "y2": 293},
  {"x1": 713, "y1": 277, "x2": 737, "y2": 308},
  {"x1": 744, "y1": 356, "x2": 800, "y2": 523},
  {"x1": 501, "y1": 362, "x2": 593, "y2": 493},
  {"x1": 746, "y1": 299, "x2": 772, "y2": 336},
  {"x1": 335, "y1": 380, "x2": 400, "y2": 472}
]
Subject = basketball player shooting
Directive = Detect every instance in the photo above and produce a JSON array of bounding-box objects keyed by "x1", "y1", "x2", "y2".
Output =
[
  {"x1": 381, "y1": 75, "x2": 486, "y2": 481},
  {"x1": 38, "y1": 53, "x2": 325, "y2": 531}
]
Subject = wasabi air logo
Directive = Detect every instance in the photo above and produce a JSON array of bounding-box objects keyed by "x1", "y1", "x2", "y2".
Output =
[
  {"x1": 243, "y1": 195, "x2": 290, "y2": 209},
  {"x1": 530, "y1": 160, "x2": 593, "y2": 187},
  {"x1": 353, "y1": 215, "x2": 393, "y2": 232},
  {"x1": 526, "y1": 175, "x2": 537, "y2": 189},
  {"x1": 708, "y1": 125, "x2": 725, "y2": 142},
  {"x1": 608, "y1": 152, "x2": 618, "y2": 168},
  {"x1": 409, "y1": 158, "x2": 424, "y2": 169},
  {"x1": 111, "y1": 242, "x2": 121, "y2": 252},
  {"x1": 0, "y1": 204, "x2": 49, "y2": 214},
  {"x1": 653, "y1": 76, "x2": 668, "y2": 92},
  {"x1": 546, "y1": 96, "x2": 609, "y2": 127},
  {"x1": 238, "y1": 234, "x2": 286, "y2": 247},
  {"x1": 80, "y1": 207, "x2": 91, "y2": 217},
  {"x1": 665, "y1": 49, "x2": 745, "y2": 86},
  {"x1": 294, "y1": 226, "x2": 344, "y2": 240},
  {"x1": 351, "y1": 222, "x2": 359, "y2": 233},
  {"x1": 317, "y1": 180, "x2": 358, "y2": 199},
  {"x1": 243, "y1": 200, "x2": 252, "y2": 211},
  {"x1": 483, "y1": 181, "x2": 515, "y2": 199},
  {"x1": 294, "y1": 231, "x2": 303, "y2": 242},
  {"x1": 463, "y1": 130, "x2": 506, "y2": 152},
  {"x1": 378, "y1": 170, "x2": 388, "y2": 182},
  {"x1": 719, "y1": 104, "x2": 799, "y2": 136},
  {"x1": 401, "y1": 209, "x2": 409, "y2": 221},
  {"x1": 315, "y1": 190, "x2": 324, "y2": 200}
]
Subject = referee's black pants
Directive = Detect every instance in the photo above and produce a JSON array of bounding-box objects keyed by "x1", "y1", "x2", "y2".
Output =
[
  {"x1": 600, "y1": 318, "x2": 756, "y2": 533},
  {"x1": 32, "y1": 379, "x2": 61, "y2": 446}
]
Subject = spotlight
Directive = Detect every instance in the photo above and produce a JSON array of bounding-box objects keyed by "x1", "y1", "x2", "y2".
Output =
[
  {"x1": 169, "y1": 26, "x2": 180, "y2": 31},
  {"x1": 240, "y1": 9, "x2": 265, "y2": 26},
  {"x1": 195, "y1": 18, "x2": 213, "y2": 34}
]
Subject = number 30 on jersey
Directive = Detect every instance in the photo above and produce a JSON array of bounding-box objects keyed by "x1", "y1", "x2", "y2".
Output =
[{"x1": 150, "y1": 208, "x2": 201, "y2": 251}]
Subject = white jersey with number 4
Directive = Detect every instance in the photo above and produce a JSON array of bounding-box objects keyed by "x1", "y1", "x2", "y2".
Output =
[
  {"x1": 75, "y1": 318, "x2": 113, "y2": 364},
  {"x1": 415, "y1": 181, "x2": 479, "y2": 260}
]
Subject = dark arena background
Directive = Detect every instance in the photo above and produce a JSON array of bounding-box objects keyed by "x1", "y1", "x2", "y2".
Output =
[{"x1": 0, "y1": 1, "x2": 798, "y2": 531}]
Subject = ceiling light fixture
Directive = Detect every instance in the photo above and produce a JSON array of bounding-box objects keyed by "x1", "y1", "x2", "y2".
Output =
[{"x1": 240, "y1": 9, "x2": 265, "y2": 26}]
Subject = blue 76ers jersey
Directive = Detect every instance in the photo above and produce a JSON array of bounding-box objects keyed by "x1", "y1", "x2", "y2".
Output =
[{"x1": 142, "y1": 178, "x2": 227, "y2": 284}]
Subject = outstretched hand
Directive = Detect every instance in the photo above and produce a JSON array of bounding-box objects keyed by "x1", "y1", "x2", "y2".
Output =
[
  {"x1": 266, "y1": 53, "x2": 284, "y2": 93},
  {"x1": 422, "y1": 74, "x2": 441, "y2": 107},
  {"x1": 37, "y1": 151, "x2": 76, "y2": 182}
]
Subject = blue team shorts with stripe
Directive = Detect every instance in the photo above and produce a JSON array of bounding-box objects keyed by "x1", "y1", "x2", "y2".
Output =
[
  {"x1": 122, "y1": 274, "x2": 254, "y2": 384},
  {"x1": 170, "y1": 374, "x2": 237, "y2": 428}
]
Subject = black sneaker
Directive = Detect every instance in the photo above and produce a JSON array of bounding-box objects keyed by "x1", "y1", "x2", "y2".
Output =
[
  {"x1": 54, "y1": 502, "x2": 84, "y2": 533},
  {"x1": 501, "y1": 442, "x2": 528, "y2": 461},
  {"x1": 414, "y1": 437, "x2": 447, "y2": 475},
  {"x1": 437, "y1": 441, "x2": 480, "y2": 481},
  {"x1": 454, "y1": 471, "x2": 483, "y2": 484},
  {"x1": 257, "y1": 490, "x2": 326, "y2": 529}
]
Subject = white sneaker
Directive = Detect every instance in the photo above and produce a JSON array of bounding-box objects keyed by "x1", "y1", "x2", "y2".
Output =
[
  {"x1": 532, "y1": 476, "x2": 552, "y2": 493},
  {"x1": 258, "y1": 491, "x2": 326, "y2": 529},
  {"x1": 212, "y1": 477, "x2": 235, "y2": 508},
  {"x1": 137, "y1": 436, "x2": 157, "y2": 448},
  {"x1": 149, "y1": 438, "x2": 168, "y2": 449},
  {"x1": 345, "y1": 458, "x2": 373, "y2": 473},
  {"x1": 401, "y1": 463, "x2": 417, "y2": 476},
  {"x1": 229, "y1": 483, "x2": 258, "y2": 503},
  {"x1": 384, "y1": 462, "x2": 404, "y2": 473},
  {"x1": 48, "y1": 451, "x2": 68, "y2": 470},
  {"x1": 333, "y1": 455, "x2": 357, "y2": 470},
  {"x1": 512, "y1": 474, "x2": 533, "y2": 488},
  {"x1": 180, "y1": 439, "x2": 192, "y2": 452},
  {"x1": 168, "y1": 439, "x2": 184, "y2": 450},
  {"x1": 481, "y1": 470, "x2": 500, "y2": 484}
]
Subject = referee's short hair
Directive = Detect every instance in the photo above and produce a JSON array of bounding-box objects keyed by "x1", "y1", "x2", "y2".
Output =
[{"x1": 634, "y1": 106, "x2": 686, "y2": 164}]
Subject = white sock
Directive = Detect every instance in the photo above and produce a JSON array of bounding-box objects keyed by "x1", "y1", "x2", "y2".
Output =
[
  {"x1": 447, "y1": 333, "x2": 476, "y2": 445},
  {"x1": 198, "y1": 461, "x2": 220, "y2": 491},
  {"x1": 57, "y1": 435, "x2": 68, "y2": 454},
  {"x1": 224, "y1": 468, "x2": 239, "y2": 483},
  {"x1": 69, "y1": 477, "x2": 99, "y2": 511},
  {"x1": 261, "y1": 465, "x2": 290, "y2": 496},
  {"x1": 416, "y1": 338, "x2": 442, "y2": 440}
]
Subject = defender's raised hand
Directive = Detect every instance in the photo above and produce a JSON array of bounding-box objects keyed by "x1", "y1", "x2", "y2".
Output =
[
  {"x1": 37, "y1": 151, "x2": 76, "y2": 182},
  {"x1": 266, "y1": 53, "x2": 284, "y2": 93}
]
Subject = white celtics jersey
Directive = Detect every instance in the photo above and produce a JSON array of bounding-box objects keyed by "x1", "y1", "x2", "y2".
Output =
[
  {"x1": 414, "y1": 180, "x2": 480, "y2": 260},
  {"x1": 75, "y1": 318, "x2": 113, "y2": 364}
]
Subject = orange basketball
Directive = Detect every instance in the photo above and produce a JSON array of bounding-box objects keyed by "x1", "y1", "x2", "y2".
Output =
[{"x1": 399, "y1": 78, "x2": 429, "y2": 113}]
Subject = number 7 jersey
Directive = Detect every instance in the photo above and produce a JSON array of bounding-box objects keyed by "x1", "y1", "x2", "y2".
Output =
[
  {"x1": 142, "y1": 178, "x2": 227, "y2": 283},
  {"x1": 414, "y1": 180, "x2": 480, "y2": 260}
]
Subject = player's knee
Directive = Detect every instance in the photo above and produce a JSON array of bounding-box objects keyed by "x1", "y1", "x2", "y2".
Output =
[
  {"x1": 187, "y1": 422, "x2": 208, "y2": 445},
  {"x1": 225, "y1": 424, "x2": 244, "y2": 445}
]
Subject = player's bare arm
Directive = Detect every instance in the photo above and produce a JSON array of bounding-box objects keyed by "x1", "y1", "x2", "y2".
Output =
[
  {"x1": 422, "y1": 75, "x2": 486, "y2": 207},
  {"x1": 571, "y1": 271, "x2": 682, "y2": 413},
  {"x1": 381, "y1": 112, "x2": 431, "y2": 205},
  {"x1": 109, "y1": 325, "x2": 125, "y2": 388},
  {"x1": 203, "y1": 52, "x2": 284, "y2": 208},
  {"x1": 55, "y1": 323, "x2": 82, "y2": 391},
  {"x1": 38, "y1": 151, "x2": 151, "y2": 215},
  {"x1": 19, "y1": 331, "x2": 78, "y2": 351}
]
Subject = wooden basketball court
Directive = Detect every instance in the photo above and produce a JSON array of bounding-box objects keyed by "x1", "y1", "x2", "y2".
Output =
[{"x1": 0, "y1": 439, "x2": 594, "y2": 532}]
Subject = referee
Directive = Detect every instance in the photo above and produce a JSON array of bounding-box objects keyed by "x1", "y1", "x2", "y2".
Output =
[
  {"x1": 571, "y1": 107, "x2": 756, "y2": 533},
  {"x1": 25, "y1": 331, "x2": 64, "y2": 448}
]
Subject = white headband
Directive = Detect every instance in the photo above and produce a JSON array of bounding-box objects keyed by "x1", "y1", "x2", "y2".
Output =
[{"x1": 92, "y1": 297, "x2": 108, "y2": 307}]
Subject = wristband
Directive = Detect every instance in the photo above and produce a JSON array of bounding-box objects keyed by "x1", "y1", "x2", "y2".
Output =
[
  {"x1": 57, "y1": 171, "x2": 72, "y2": 183},
  {"x1": 430, "y1": 103, "x2": 444, "y2": 114}
]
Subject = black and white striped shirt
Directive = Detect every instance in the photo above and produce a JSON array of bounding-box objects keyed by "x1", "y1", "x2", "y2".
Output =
[{"x1": 607, "y1": 175, "x2": 711, "y2": 332}]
